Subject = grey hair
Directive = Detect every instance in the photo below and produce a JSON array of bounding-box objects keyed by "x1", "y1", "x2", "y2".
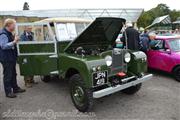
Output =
[
  {"x1": 126, "y1": 21, "x2": 133, "y2": 27},
  {"x1": 148, "y1": 32, "x2": 156, "y2": 37}
]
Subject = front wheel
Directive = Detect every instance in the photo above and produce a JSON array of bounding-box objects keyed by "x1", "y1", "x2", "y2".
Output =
[
  {"x1": 121, "y1": 83, "x2": 142, "y2": 95},
  {"x1": 40, "y1": 75, "x2": 51, "y2": 83},
  {"x1": 173, "y1": 67, "x2": 180, "y2": 82},
  {"x1": 69, "y1": 74, "x2": 93, "y2": 112}
]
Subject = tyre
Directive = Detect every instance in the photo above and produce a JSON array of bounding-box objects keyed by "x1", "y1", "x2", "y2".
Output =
[
  {"x1": 40, "y1": 75, "x2": 51, "y2": 83},
  {"x1": 121, "y1": 83, "x2": 142, "y2": 95},
  {"x1": 69, "y1": 74, "x2": 93, "y2": 112},
  {"x1": 173, "y1": 66, "x2": 180, "y2": 82}
]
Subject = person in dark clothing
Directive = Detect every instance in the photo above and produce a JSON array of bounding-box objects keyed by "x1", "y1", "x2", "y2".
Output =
[
  {"x1": 20, "y1": 26, "x2": 34, "y2": 41},
  {"x1": 20, "y1": 26, "x2": 37, "y2": 88},
  {"x1": 139, "y1": 32, "x2": 157, "y2": 52},
  {"x1": 121, "y1": 22, "x2": 140, "y2": 50},
  {"x1": 0, "y1": 18, "x2": 26, "y2": 98},
  {"x1": 139, "y1": 33, "x2": 150, "y2": 52}
]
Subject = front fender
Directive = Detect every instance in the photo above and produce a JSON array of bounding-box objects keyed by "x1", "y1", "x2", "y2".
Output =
[
  {"x1": 128, "y1": 51, "x2": 148, "y2": 75},
  {"x1": 59, "y1": 54, "x2": 92, "y2": 88}
]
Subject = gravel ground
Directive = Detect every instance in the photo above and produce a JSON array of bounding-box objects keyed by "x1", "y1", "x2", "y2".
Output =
[{"x1": 0, "y1": 65, "x2": 180, "y2": 120}]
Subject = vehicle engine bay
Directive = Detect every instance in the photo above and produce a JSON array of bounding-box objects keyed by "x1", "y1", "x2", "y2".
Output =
[{"x1": 68, "y1": 43, "x2": 113, "y2": 56}]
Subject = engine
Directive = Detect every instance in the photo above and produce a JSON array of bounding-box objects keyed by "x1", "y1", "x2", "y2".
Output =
[{"x1": 74, "y1": 46, "x2": 104, "y2": 56}]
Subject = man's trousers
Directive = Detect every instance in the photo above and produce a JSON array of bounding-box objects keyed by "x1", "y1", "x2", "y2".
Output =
[{"x1": 1, "y1": 62, "x2": 19, "y2": 95}]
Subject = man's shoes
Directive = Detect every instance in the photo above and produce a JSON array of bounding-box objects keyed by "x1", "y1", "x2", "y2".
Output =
[
  {"x1": 14, "y1": 88, "x2": 26, "y2": 93},
  {"x1": 6, "y1": 93, "x2": 17, "y2": 98}
]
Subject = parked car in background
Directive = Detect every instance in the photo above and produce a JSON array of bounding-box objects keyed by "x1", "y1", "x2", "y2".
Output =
[{"x1": 147, "y1": 35, "x2": 180, "y2": 82}]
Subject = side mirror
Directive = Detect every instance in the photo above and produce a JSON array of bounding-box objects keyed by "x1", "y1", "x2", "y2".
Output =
[{"x1": 165, "y1": 48, "x2": 171, "y2": 54}]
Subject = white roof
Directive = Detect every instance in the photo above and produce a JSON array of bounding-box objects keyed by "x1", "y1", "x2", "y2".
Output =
[
  {"x1": 173, "y1": 20, "x2": 180, "y2": 24},
  {"x1": 156, "y1": 35, "x2": 180, "y2": 39},
  {"x1": 153, "y1": 15, "x2": 171, "y2": 24},
  {"x1": 0, "y1": 9, "x2": 143, "y2": 22}
]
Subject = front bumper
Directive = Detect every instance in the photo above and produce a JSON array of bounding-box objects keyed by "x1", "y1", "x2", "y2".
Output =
[{"x1": 93, "y1": 74, "x2": 153, "y2": 98}]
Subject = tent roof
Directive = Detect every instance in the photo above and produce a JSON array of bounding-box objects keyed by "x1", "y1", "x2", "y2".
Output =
[
  {"x1": 173, "y1": 20, "x2": 180, "y2": 24},
  {"x1": 0, "y1": 9, "x2": 143, "y2": 22},
  {"x1": 146, "y1": 15, "x2": 171, "y2": 29}
]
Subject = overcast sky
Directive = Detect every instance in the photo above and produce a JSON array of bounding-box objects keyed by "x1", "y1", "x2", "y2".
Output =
[{"x1": 0, "y1": 0, "x2": 179, "y2": 11}]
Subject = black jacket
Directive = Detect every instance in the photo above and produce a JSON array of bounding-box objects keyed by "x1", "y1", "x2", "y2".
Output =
[{"x1": 121, "y1": 27, "x2": 140, "y2": 50}]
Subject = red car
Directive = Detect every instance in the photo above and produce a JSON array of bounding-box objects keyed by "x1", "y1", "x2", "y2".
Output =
[{"x1": 147, "y1": 35, "x2": 180, "y2": 82}]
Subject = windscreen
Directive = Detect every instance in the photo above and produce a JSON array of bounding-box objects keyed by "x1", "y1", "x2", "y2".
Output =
[
  {"x1": 56, "y1": 22, "x2": 89, "y2": 41},
  {"x1": 168, "y1": 39, "x2": 180, "y2": 52}
]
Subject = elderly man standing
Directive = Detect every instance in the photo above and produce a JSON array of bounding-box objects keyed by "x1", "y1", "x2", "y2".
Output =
[{"x1": 0, "y1": 18, "x2": 26, "y2": 98}]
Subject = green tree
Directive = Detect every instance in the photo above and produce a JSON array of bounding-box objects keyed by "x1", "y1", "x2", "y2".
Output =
[
  {"x1": 137, "y1": 4, "x2": 171, "y2": 28},
  {"x1": 170, "y1": 10, "x2": 180, "y2": 22}
]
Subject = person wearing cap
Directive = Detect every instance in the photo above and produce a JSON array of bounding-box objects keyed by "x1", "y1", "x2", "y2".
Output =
[
  {"x1": 0, "y1": 18, "x2": 26, "y2": 98},
  {"x1": 20, "y1": 26, "x2": 37, "y2": 88},
  {"x1": 121, "y1": 21, "x2": 140, "y2": 50}
]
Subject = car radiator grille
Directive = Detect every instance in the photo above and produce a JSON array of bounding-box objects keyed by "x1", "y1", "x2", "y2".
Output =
[{"x1": 111, "y1": 48, "x2": 127, "y2": 74}]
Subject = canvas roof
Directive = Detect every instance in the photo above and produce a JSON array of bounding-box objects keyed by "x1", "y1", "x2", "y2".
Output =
[{"x1": 35, "y1": 17, "x2": 92, "y2": 23}]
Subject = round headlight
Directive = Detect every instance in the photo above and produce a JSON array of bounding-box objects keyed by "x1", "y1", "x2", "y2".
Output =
[
  {"x1": 105, "y1": 55, "x2": 112, "y2": 66},
  {"x1": 142, "y1": 57, "x2": 147, "y2": 61},
  {"x1": 92, "y1": 67, "x2": 97, "y2": 72},
  {"x1": 124, "y1": 53, "x2": 131, "y2": 63}
]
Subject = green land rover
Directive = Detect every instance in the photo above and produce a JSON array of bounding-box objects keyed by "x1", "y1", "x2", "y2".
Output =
[{"x1": 16, "y1": 17, "x2": 152, "y2": 112}]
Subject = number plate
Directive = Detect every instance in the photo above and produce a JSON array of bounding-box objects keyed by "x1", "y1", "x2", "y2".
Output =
[{"x1": 93, "y1": 71, "x2": 108, "y2": 86}]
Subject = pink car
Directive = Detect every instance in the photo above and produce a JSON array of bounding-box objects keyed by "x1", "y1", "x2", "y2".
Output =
[{"x1": 147, "y1": 35, "x2": 180, "y2": 82}]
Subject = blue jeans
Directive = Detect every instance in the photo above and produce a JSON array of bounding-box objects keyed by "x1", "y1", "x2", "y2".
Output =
[{"x1": 1, "y1": 62, "x2": 19, "y2": 95}]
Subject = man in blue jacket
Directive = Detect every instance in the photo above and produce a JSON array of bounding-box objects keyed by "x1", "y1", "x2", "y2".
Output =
[
  {"x1": 0, "y1": 18, "x2": 26, "y2": 98},
  {"x1": 139, "y1": 32, "x2": 157, "y2": 52},
  {"x1": 20, "y1": 26, "x2": 34, "y2": 41}
]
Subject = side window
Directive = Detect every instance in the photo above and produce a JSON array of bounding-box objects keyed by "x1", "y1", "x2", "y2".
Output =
[
  {"x1": 17, "y1": 23, "x2": 57, "y2": 55},
  {"x1": 17, "y1": 24, "x2": 54, "y2": 41},
  {"x1": 151, "y1": 40, "x2": 164, "y2": 50}
]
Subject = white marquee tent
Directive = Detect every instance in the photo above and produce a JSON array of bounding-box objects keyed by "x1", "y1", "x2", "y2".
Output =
[{"x1": 0, "y1": 9, "x2": 143, "y2": 23}]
